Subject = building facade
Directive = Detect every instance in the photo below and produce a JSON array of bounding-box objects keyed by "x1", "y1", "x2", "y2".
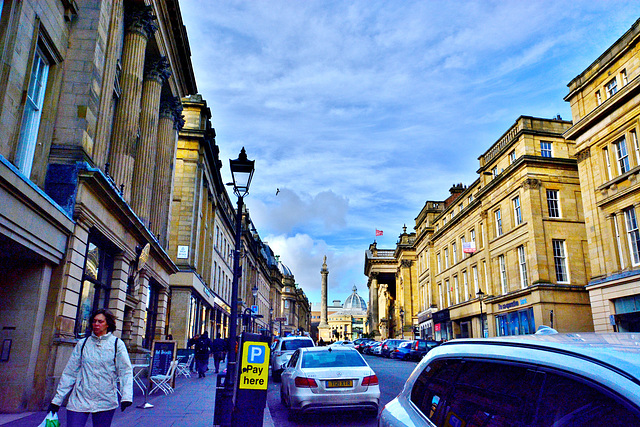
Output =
[
  {"x1": 564, "y1": 18, "x2": 640, "y2": 333},
  {"x1": 167, "y1": 94, "x2": 233, "y2": 347},
  {"x1": 0, "y1": 0, "x2": 195, "y2": 412}
]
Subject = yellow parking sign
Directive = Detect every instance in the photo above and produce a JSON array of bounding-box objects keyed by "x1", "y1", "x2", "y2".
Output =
[{"x1": 239, "y1": 341, "x2": 270, "y2": 389}]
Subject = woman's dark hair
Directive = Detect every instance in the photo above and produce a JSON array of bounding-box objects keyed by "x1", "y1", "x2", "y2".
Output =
[{"x1": 90, "y1": 308, "x2": 117, "y2": 333}]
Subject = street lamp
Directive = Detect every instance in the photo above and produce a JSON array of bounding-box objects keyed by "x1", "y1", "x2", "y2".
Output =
[
  {"x1": 225, "y1": 147, "x2": 254, "y2": 390},
  {"x1": 399, "y1": 308, "x2": 405, "y2": 339},
  {"x1": 269, "y1": 306, "x2": 274, "y2": 338},
  {"x1": 251, "y1": 284, "x2": 259, "y2": 332},
  {"x1": 476, "y1": 288, "x2": 485, "y2": 338}
]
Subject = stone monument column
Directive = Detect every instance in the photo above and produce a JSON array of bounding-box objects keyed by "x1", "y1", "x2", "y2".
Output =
[
  {"x1": 371, "y1": 272, "x2": 380, "y2": 337},
  {"x1": 318, "y1": 255, "x2": 331, "y2": 342},
  {"x1": 108, "y1": 6, "x2": 157, "y2": 201}
]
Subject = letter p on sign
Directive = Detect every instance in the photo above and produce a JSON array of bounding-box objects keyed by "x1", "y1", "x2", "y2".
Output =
[{"x1": 248, "y1": 345, "x2": 265, "y2": 364}]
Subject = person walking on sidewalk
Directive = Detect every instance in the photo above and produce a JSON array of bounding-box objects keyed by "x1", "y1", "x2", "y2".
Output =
[
  {"x1": 211, "y1": 333, "x2": 226, "y2": 373},
  {"x1": 193, "y1": 331, "x2": 213, "y2": 378},
  {"x1": 48, "y1": 308, "x2": 133, "y2": 427}
]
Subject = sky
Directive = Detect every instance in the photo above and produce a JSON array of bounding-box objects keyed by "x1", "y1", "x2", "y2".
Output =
[{"x1": 178, "y1": 1, "x2": 640, "y2": 306}]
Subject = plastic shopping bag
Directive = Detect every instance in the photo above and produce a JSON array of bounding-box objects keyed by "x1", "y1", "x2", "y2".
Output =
[{"x1": 37, "y1": 411, "x2": 60, "y2": 427}]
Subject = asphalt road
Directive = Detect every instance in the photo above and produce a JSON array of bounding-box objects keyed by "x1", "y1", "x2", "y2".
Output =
[{"x1": 266, "y1": 354, "x2": 419, "y2": 426}]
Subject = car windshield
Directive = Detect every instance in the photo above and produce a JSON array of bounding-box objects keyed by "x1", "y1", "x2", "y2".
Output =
[
  {"x1": 399, "y1": 342, "x2": 411, "y2": 348},
  {"x1": 281, "y1": 339, "x2": 314, "y2": 351},
  {"x1": 301, "y1": 350, "x2": 367, "y2": 368}
]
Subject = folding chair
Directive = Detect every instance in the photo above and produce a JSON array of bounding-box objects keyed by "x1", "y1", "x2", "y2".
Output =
[
  {"x1": 176, "y1": 353, "x2": 194, "y2": 378},
  {"x1": 150, "y1": 360, "x2": 179, "y2": 395}
]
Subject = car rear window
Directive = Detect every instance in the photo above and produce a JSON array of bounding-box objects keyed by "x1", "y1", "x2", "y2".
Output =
[
  {"x1": 281, "y1": 339, "x2": 314, "y2": 351},
  {"x1": 301, "y1": 350, "x2": 367, "y2": 368}
]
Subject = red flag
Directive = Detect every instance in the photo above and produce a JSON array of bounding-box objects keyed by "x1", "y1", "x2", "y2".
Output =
[{"x1": 375, "y1": 229, "x2": 383, "y2": 236}]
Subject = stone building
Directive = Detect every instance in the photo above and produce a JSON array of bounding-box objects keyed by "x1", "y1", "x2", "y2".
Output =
[
  {"x1": 0, "y1": 0, "x2": 195, "y2": 412},
  {"x1": 327, "y1": 286, "x2": 368, "y2": 341},
  {"x1": 564, "y1": 18, "x2": 640, "y2": 333},
  {"x1": 366, "y1": 116, "x2": 594, "y2": 340},
  {"x1": 167, "y1": 94, "x2": 233, "y2": 347}
]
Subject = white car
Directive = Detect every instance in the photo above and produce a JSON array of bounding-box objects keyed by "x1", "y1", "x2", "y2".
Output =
[
  {"x1": 270, "y1": 336, "x2": 315, "y2": 382},
  {"x1": 281, "y1": 346, "x2": 380, "y2": 419},
  {"x1": 379, "y1": 333, "x2": 640, "y2": 426},
  {"x1": 328, "y1": 340, "x2": 355, "y2": 348}
]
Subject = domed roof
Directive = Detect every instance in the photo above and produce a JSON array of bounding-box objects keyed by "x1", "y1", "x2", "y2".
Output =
[
  {"x1": 343, "y1": 285, "x2": 366, "y2": 311},
  {"x1": 278, "y1": 261, "x2": 293, "y2": 277}
]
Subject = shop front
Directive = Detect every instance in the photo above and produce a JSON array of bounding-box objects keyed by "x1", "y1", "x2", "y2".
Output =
[{"x1": 433, "y1": 309, "x2": 451, "y2": 341}]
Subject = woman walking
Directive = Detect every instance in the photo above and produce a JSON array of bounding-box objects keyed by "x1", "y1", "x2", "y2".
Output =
[{"x1": 48, "y1": 308, "x2": 133, "y2": 427}]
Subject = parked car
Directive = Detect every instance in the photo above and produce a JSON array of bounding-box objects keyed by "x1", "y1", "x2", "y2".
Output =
[
  {"x1": 390, "y1": 341, "x2": 413, "y2": 360},
  {"x1": 380, "y1": 339, "x2": 409, "y2": 358},
  {"x1": 380, "y1": 333, "x2": 640, "y2": 426},
  {"x1": 369, "y1": 342, "x2": 382, "y2": 355},
  {"x1": 271, "y1": 336, "x2": 315, "y2": 381},
  {"x1": 329, "y1": 340, "x2": 355, "y2": 348},
  {"x1": 359, "y1": 340, "x2": 377, "y2": 354},
  {"x1": 408, "y1": 339, "x2": 440, "y2": 361},
  {"x1": 354, "y1": 339, "x2": 374, "y2": 353},
  {"x1": 280, "y1": 346, "x2": 380, "y2": 419}
]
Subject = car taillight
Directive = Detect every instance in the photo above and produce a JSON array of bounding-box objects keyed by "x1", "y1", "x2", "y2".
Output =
[
  {"x1": 362, "y1": 375, "x2": 378, "y2": 386},
  {"x1": 274, "y1": 351, "x2": 282, "y2": 357},
  {"x1": 414, "y1": 342, "x2": 418, "y2": 350},
  {"x1": 294, "y1": 376, "x2": 318, "y2": 388},
  {"x1": 383, "y1": 344, "x2": 388, "y2": 349}
]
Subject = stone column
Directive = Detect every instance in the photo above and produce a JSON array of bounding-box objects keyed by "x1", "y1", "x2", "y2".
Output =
[
  {"x1": 108, "y1": 6, "x2": 157, "y2": 202},
  {"x1": 371, "y1": 272, "x2": 379, "y2": 336},
  {"x1": 131, "y1": 57, "x2": 171, "y2": 225},
  {"x1": 130, "y1": 271, "x2": 149, "y2": 350},
  {"x1": 319, "y1": 255, "x2": 328, "y2": 327},
  {"x1": 150, "y1": 97, "x2": 183, "y2": 245}
]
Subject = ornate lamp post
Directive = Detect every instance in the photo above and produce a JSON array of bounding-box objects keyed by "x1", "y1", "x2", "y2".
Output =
[
  {"x1": 399, "y1": 308, "x2": 405, "y2": 339},
  {"x1": 269, "y1": 306, "x2": 274, "y2": 338},
  {"x1": 225, "y1": 147, "x2": 254, "y2": 390},
  {"x1": 476, "y1": 288, "x2": 485, "y2": 338}
]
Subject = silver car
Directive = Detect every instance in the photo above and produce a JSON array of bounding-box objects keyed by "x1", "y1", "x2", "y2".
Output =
[
  {"x1": 270, "y1": 336, "x2": 315, "y2": 381},
  {"x1": 379, "y1": 333, "x2": 640, "y2": 426},
  {"x1": 281, "y1": 346, "x2": 380, "y2": 418}
]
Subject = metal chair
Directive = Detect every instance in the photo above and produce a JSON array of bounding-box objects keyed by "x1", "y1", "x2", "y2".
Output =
[
  {"x1": 176, "y1": 353, "x2": 194, "y2": 378},
  {"x1": 149, "y1": 360, "x2": 179, "y2": 395}
]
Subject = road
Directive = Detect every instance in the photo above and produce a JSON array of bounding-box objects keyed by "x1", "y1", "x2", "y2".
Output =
[{"x1": 267, "y1": 354, "x2": 419, "y2": 426}]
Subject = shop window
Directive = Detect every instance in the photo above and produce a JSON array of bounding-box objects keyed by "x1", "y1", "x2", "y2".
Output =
[
  {"x1": 496, "y1": 307, "x2": 535, "y2": 336},
  {"x1": 143, "y1": 281, "x2": 160, "y2": 349},
  {"x1": 76, "y1": 237, "x2": 115, "y2": 337}
]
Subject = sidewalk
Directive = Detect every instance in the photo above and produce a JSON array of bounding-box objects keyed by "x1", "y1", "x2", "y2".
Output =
[{"x1": 0, "y1": 359, "x2": 274, "y2": 427}]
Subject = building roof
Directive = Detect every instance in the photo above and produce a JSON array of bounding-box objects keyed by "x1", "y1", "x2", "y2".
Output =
[{"x1": 330, "y1": 286, "x2": 367, "y2": 317}]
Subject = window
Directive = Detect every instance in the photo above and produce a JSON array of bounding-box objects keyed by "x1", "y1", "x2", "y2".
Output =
[
  {"x1": 495, "y1": 209, "x2": 503, "y2": 237},
  {"x1": 547, "y1": 189, "x2": 560, "y2": 218},
  {"x1": 614, "y1": 214, "x2": 625, "y2": 270},
  {"x1": 470, "y1": 228, "x2": 476, "y2": 246},
  {"x1": 540, "y1": 141, "x2": 552, "y2": 158},
  {"x1": 445, "y1": 279, "x2": 450, "y2": 306},
  {"x1": 604, "y1": 147, "x2": 613, "y2": 180},
  {"x1": 144, "y1": 282, "x2": 160, "y2": 349},
  {"x1": 76, "y1": 238, "x2": 115, "y2": 337},
  {"x1": 499, "y1": 255, "x2": 507, "y2": 294},
  {"x1": 444, "y1": 248, "x2": 449, "y2": 268},
  {"x1": 517, "y1": 245, "x2": 528, "y2": 288},
  {"x1": 606, "y1": 77, "x2": 618, "y2": 98},
  {"x1": 452, "y1": 242, "x2": 457, "y2": 264},
  {"x1": 621, "y1": 69, "x2": 628, "y2": 86},
  {"x1": 437, "y1": 253, "x2": 441, "y2": 273},
  {"x1": 15, "y1": 47, "x2": 50, "y2": 177},
  {"x1": 496, "y1": 307, "x2": 536, "y2": 336},
  {"x1": 596, "y1": 90, "x2": 602, "y2": 105},
  {"x1": 624, "y1": 207, "x2": 640, "y2": 266},
  {"x1": 553, "y1": 239, "x2": 569, "y2": 283},
  {"x1": 438, "y1": 283, "x2": 443, "y2": 309},
  {"x1": 492, "y1": 166, "x2": 498, "y2": 177},
  {"x1": 483, "y1": 261, "x2": 488, "y2": 290},
  {"x1": 513, "y1": 196, "x2": 522, "y2": 225},
  {"x1": 410, "y1": 359, "x2": 459, "y2": 424},
  {"x1": 632, "y1": 130, "x2": 640, "y2": 165},
  {"x1": 460, "y1": 235, "x2": 466, "y2": 257},
  {"x1": 458, "y1": 202, "x2": 463, "y2": 213},
  {"x1": 509, "y1": 150, "x2": 516, "y2": 164},
  {"x1": 479, "y1": 223, "x2": 484, "y2": 248},
  {"x1": 472, "y1": 266, "x2": 479, "y2": 294},
  {"x1": 615, "y1": 137, "x2": 630, "y2": 174},
  {"x1": 463, "y1": 270, "x2": 469, "y2": 301},
  {"x1": 468, "y1": 195, "x2": 473, "y2": 204},
  {"x1": 453, "y1": 276, "x2": 459, "y2": 304},
  {"x1": 442, "y1": 217, "x2": 446, "y2": 226}
]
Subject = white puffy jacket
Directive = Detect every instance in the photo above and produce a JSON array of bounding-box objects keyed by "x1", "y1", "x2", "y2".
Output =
[{"x1": 52, "y1": 333, "x2": 133, "y2": 412}]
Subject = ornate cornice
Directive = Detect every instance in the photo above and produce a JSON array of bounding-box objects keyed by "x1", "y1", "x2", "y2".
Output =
[
  {"x1": 159, "y1": 96, "x2": 185, "y2": 130},
  {"x1": 145, "y1": 56, "x2": 172, "y2": 83},
  {"x1": 125, "y1": 6, "x2": 158, "y2": 39},
  {"x1": 401, "y1": 259, "x2": 414, "y2": 268}
]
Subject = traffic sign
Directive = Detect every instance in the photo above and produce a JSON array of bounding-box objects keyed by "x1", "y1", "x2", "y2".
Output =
[
  {"x1": 275, "y1": 317, "x2": 287, "y2": 322},
  {"x1": 251, "y1": 305, "x2": 258, "y2": 314},
  {"x1": 239, "y1": 341, "x2": 269, "y2": 390}
]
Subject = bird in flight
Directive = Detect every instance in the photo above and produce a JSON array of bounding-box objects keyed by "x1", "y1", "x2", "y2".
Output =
[{"x1": 276, "y1": 188, "x2": 280, "y2": 195}]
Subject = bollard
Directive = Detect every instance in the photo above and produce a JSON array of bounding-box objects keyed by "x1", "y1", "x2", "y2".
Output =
[{"x1": 213, "y1": 372, "x2": 232, "y2": 426}]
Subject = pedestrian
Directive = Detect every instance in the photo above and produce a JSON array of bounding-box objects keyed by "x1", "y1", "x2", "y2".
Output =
[
  {"x1": 318, "y1": 337, "x2": 325, "y2": 346},
  {"x1": 193, "y1": 331, "x2": 213, "y2": 378},
  {"x1": 187, "y1": 333, "x2": 201, "y2": 372},
  {"x1": 47, "y1": 308, "x2": 133, "y2": 427},
  {"x1": 211, "y1": 333, "x2": 226, "y2": 373}
]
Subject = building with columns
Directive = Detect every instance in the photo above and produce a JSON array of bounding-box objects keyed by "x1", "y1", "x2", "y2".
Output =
[
  {"x1": 366, "y1": 117, "x2": 594, "y2": 341},
  {"x1": 0, "y1": 0, "x2": 195, "y2": 412},
  {"x1": 564, "y1": 18, "x2": 640, "y2": 333},
  {"x1": 167, "y1": 94, "x2": 233, "y2": 347}
]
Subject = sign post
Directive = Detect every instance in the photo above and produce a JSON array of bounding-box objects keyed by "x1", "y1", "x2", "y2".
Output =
[{"x1": 231, "y1": 332, "x2": 270, "y2": 426}]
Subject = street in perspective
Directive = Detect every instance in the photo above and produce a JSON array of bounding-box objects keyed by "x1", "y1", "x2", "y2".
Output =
[{"x1": 2, "y1": 1, "x2": 640, "y2": 427}]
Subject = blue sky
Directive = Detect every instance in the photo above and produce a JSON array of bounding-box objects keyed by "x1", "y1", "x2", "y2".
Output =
[{"x1": 179, "y1": 1, "x2": 640, "y2": 305}]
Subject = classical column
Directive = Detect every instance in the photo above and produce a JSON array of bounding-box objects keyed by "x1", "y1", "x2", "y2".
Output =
[
  {"x1": 131, "y1": 57, "x2": 171, "y2": 225},
  {"x1": 150, "y1": 97, "x2": 183, "y2": 245},
  {"x1": 371, "y1": 272, "x2": 379, "y2": 336},
  {"x1": 108, "y1": 6, "x2": 157, "y2": 201},
  {"x1": 319, "y1": 255, "x2": 329, "y2": 327}
]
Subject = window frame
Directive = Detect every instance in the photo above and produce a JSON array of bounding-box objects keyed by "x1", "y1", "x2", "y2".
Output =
[
  {"x1": 513, "y1": 196, "x2": 522, "y2": 225},
  {"x1": 518, "y1": 245, "x2": 528, "y2": 289},
  {"x1": 624, "y1": 207, "x2": 640, "y2": 266},
  {"x1": 509, "y1": 150, "x2": 516, "y2": 164},
  {"x1": 495, "y1": 209, "x2": 503, "y2": 237},
  {"x1": 552, "y1": 239, "x2": 569, "y2": 283},
  {"x1": 615, "y1": 137, "x2": 630, "y2": 174},
  {"x1": 540, "y1": 141, "x2": 552, "y2": 158},
  {"x1": 606, "y1": 77, "x2": 618, "y2": 98},
  {"x1": 499, "y1": 254, "x2": 507, "y2": 294},
  {"x1": 547, "y1": 189, "x2": 561, "y2": 218}
]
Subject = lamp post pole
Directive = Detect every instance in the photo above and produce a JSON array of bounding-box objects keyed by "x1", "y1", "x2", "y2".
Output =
[
  {"x1": 399, "y1": 308, "x2": 405, "y2": 339},
  {"x1": 477, "y1": 288, "x2": 485, "y2": 338},
  {"x1": 251, "y1": 285, "x2": 258, "y2": 333}
]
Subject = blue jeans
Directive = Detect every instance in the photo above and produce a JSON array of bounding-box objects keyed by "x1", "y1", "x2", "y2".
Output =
[{"x1": 67, "y1": 409, "x2": 116, "y2": 427}]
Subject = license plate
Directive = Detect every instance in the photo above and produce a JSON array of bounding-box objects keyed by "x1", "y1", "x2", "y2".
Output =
[{"x1": 326, "y1": 379, "x2": 353, "y2": 388}]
